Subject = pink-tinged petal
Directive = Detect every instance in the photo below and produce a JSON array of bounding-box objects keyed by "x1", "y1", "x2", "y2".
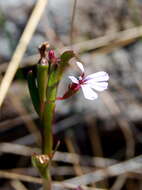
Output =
[
  {"x1": 76, "y1": 61, "x2": 85, "y2": 73},
  {"x1": 88, "y1": 82, "x2": 108, "y2": 91},
  {"x1": 81, "y1": 85, "x2": 98, "y2": 100},
  {"x1": 85, "y1": 71, "x2": 109, "y2": 82},
  {"x1": 68, "y1": 76, "x2": 79, "y2": 84}
]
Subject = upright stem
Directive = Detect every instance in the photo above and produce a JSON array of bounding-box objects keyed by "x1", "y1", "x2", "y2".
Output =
[
  {"x1": 41, "y1": 66, "x2": 58, "y2": 190},
  {"x1": 41, "y1": 102, "x2": 54, "y2": 190},
  {"x1": 41, "y1": 102, "x2": 55, "y2": 190},
  {"x1": 43, "y1": 169, "x2": 52, "y2": 190},
  {"x1": 42, "y1": 101, "x2": 55, "y2": 154}
]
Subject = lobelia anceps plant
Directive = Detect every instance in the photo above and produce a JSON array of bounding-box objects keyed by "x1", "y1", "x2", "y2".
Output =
[
  {"x1": 28, "y1": 42, "x2": 75, "y2": 190},
  {"x1": 27, "y1": 42, "x2": 109, "y2": 190}
]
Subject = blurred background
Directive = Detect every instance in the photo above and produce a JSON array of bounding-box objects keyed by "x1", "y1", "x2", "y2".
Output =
[{"x1": 0, "y1": 0, "x2": 142, "y2": 189}]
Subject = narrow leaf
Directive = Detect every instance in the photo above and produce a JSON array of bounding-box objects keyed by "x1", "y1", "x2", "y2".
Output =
[
  {"x1": 58, "y1": 50, "x2": 75, "y2": 80},
  {"x1": 27, "y1": 70, "x2": 40, "y2": 114},
  {"x1": 37, "y1": 64, "x2": 49, "y2": 115}
]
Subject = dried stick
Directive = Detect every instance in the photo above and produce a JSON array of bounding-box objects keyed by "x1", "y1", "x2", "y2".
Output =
[
  {"x1": 0, "y1": 0, "x2": 48, "y2": 107},
  {"x1": 100, "y1": 91, "x2": 135, "y2": 158},
  {"x1": 0, "y1": 170, "x2": 106, "y2": 190},
  {"x1": 0, "y1": 113, "x2": 37, "y2": 130},
  {"x1": 65, "y1": 135, "x2": 84, "y2": 176},
  {"x1": 10, "y1": 180, "x2": 28, "y2": 190},
  {"x1": 64, "y1": 25, "x2": 142, "y2": 53},
  {"x1": 0, "y1": 170, "x2": 42, "y2": 184},
  {"x1": 64, "y1": 155, "x2": 142, "y2": 185},
  {"x1": 0, "y1": 142, "x2": 116, "y2": 167},
  {"x1": 87, "y1": 118, "x2": 109, "y2": 188},
  {"x1": 1, "y1": 25, "x2": 142, "y2": 74},
  {"x1": 9, "y1": 93, "x2": 41, "y2": 145},
  {"x1": 110, "y1": 175, "x2": 127, "y2": 190},
  {"x1": 107, "y1": 86, "x2": 135, "y2": 190},
  {"x1": 70, "y1": 0, "x2": 77, "y2": 45},
  {"x1": 0, "y1": 142, "x2": 40, "y2": 156},
  {"x1": 101, "y1": 91, "x2": 135, "y2": 190}
]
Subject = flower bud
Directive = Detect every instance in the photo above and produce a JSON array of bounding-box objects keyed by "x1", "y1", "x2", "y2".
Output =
[
  {"x1": 39, "y1": 42, "x2": 50, "y2": 58},
  {"x1": 48, "y1": 50, "x2": 55, "y2": 60}
]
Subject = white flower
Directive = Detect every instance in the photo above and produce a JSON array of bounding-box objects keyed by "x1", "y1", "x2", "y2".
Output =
[{"x1": 68, "y1": 62, "x2": 109, "y2": 100}]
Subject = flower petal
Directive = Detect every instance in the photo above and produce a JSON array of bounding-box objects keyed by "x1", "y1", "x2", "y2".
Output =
[
  {"x1": 88, "y1": 82, "x2": 108, "y2": 91},
  {"x1": 76, "y1": 61, "x2": 85, "y2": 73},
  {"x1": 68, "y1": 76, "x2": 79, "y2": 84},
  {"x1": 81, "y1": 85, "x2": 98, "y2": 100},
  {"x1": 85, "y1": 71, "x2": 109, "y2": 82}
]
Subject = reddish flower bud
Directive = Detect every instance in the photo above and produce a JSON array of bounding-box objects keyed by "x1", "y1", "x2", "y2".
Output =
[{"x1": 48, "y1": 50, "x2": 55, "y2": 60}]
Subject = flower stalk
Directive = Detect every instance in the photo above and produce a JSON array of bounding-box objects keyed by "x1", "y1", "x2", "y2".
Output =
[{"x1": 28, "y1": 42, "x2": 75, "y2": 190}]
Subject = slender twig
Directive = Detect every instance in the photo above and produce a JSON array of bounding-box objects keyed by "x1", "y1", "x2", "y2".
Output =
[
  {"x1": 2, "y1": 25, "x2": 142, "y2": 73},
  {"x1": 0, "y1": 113, "x2": 37, "y2": 131},
  {"x1": 65, "y1": 135, "x2": 84, "y2": 176},
  {"x1": 100, "y1": 91, "x2": 135, "y2": 158},
  {"x1": 64, "y1": 155, "x2": 142, "y2": 185},
  {"x1": 107, "y1": 84, "x2": 135, "y2": 190},
  {"x1": 0, "y1": 142, "x2": 116, "y2": 167},
  {"x1": 10, "y1": 180, "x2": 28, "y2": 190},
  {"x1": 0, "y1": 170, "x2": 42, "y2": 184},
  {"x1": 128, "y1": 0, "x2": 140, "y2": 26},
  {"x1": 70, "y1": 0, "x2": 77, "y2": 45},
  {"x1": 9, "y1": 93, "x2": 41, "y2": 145},
  {"x1": 110, "y1": 175, "x2": 127, "y2": 190},
  {"x1": 0, "y1": 142, "x2": 40, "y2": 156},
  {"x1": 0, "y1": 0, "x2": 48, "y2": 107},
  {"x1": 0, "y1": 170, "x2": 106, "y2": 190},
  {"x1": 87, "y1": 118, "x2": 109, "y2": 188}
]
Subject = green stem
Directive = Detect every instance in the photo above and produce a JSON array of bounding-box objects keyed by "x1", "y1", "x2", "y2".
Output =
[
  {"x1": 42, "y1": 100, "x2": 55, "y2": 154},
  {"x1": 43, "y1": 168, "x2": 52, "y2": 190},
  {"x1": 41, "y1": 65, "x2": 58, "y2": 190},
  {"x1": 42, "y1": 65, "x2": 58, "y2": 154},
  {"x1": 43, "y1": 179, "x2": 51, "y2": 190}
]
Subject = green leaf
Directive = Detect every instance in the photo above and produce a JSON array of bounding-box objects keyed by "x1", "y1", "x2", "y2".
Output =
[
  {"x1": 58, "y1": 50, "x2": 75, "y2": 80},
  {"x1": 37, "y1": 64, "x2": 48, "y2": 114},
  {"x1": 27, "y1": 70, "x2": 40, "y2": 114},
  {"x1": 60, "y1": 50, "x2": 75, "y2": 62}
]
